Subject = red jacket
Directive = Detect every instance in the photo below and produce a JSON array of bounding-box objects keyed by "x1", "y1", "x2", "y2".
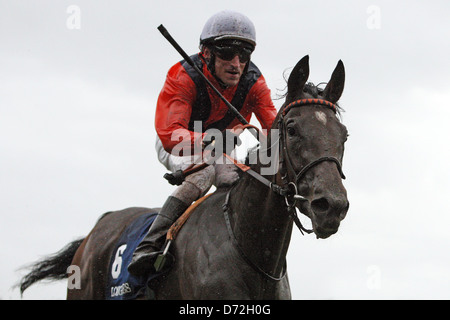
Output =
[{"x1": 155, "y1": 53, "x2": 277, "y2": 155}]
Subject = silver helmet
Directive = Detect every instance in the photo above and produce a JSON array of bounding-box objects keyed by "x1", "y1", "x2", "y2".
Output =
[{"x1": 200, "y1": 10, "x2": 256, "y2": 47}]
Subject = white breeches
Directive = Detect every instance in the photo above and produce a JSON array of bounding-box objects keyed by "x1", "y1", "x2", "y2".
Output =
[{"x1": 155, "y1": 137, "x2": 239, "y2": 204}]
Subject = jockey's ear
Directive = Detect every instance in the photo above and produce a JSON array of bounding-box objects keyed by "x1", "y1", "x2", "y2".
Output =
[
  {"x1": 201, "y1": 46, "x2": 212, "y2": 66},
  {"x1": 202, "y1": 46, "x2": 212, "y2": 58}
]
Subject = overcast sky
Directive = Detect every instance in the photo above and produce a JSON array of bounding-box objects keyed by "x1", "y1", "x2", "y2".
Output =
[{"x1": 1, "y1": 0, "x2": 449, "y2": 300}]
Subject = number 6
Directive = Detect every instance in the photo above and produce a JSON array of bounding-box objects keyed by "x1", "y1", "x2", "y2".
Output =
[{"x1": 111, "y1": 244, "x2": 127, "y2": 279}]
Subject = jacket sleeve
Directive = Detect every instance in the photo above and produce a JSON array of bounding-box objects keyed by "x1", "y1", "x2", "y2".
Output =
[
  {"x1": 248, "y1": 74, "x2": 278, "y2": 130},
  {"x1": 155, "y1": 63, "x2": 205, "y2": 155}
]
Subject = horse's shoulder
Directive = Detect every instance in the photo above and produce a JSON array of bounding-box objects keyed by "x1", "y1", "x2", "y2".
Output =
[{"x1": 192, "y1": 189, "x2": 228, "y2": 218}]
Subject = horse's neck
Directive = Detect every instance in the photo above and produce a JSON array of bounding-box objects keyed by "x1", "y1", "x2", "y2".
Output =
[{"x1": 229, "y1": 166, "x2": 292, "y2": 277}]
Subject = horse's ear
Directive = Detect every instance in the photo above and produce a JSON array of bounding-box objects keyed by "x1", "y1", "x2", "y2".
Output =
[
  {"x1": 323, "y1": 60, "x2": 345, "y2": 104},
  {"x1": 287, "y1": 55, "x2": 310, "y2": 101}
]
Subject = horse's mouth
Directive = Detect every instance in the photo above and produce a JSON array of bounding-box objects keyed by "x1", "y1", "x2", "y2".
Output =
[
  {"x1": 314, "y1": 225, "x2": 339, "y2": 239},
  {"x1": 299, "y1": 195, "x2": 348, "y2": 239},
  {"x1": 295, "y1": 203, "x2": 339, "y2": 238},
  {"x1": 313, "y1": 213, "x2": 345, "y2": 238}
]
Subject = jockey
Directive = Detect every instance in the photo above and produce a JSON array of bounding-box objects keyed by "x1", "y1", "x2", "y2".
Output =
[{"x1": 128, "y1": 10, "x2": 277, "y2": 277}]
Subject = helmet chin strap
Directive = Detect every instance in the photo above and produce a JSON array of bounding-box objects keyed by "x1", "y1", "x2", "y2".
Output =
[{"x1": 202, "y1": 51, "x2": 228, "y2": 89}]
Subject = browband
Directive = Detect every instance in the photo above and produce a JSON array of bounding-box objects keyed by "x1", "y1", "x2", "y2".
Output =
[{"x1": 282, "y1": 98, "x2": 337, "y2": 116}]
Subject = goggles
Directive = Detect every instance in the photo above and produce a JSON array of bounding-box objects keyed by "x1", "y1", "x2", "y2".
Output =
[{"x1": 213, "y1": 45, "x2": 253, "y2": 63}]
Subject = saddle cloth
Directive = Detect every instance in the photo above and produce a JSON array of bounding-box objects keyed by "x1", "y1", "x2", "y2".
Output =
[
  {"x1": 105, "y1": 194, "x2": 213, "y2": 300},
  {"x1": 106, "y1": 212, "x2": 158, "y2": 300}
]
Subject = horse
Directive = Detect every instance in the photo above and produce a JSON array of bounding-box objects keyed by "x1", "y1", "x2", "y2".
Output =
[{"x1": 18, "y1": 55, "x2": 349, "y2": 299}]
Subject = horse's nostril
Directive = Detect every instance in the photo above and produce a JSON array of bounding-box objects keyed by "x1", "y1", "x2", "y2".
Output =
[{"x1": 311, "y1": 198, "x2": 329, "y2": 213}]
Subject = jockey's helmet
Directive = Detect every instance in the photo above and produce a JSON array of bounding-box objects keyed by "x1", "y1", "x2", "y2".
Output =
[{"x1": 200, "y1": 10, "x2": 256, "y2": 49}]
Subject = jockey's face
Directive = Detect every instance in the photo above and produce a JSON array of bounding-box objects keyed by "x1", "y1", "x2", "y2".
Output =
[{"x1": 203, "y1": 47, "x2": 247, "y2": 87}]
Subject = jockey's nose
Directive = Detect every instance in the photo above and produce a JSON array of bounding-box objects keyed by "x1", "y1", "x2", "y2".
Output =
[{"x1": 229, "y1": 55, "x2": 241, "y2": 67}]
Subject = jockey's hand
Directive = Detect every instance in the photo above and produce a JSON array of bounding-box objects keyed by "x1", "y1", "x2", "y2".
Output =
[
  {"x1": 202, "y1": 130, "x2": 242, "y2": 155},
  {"x1": 163, "y1": 169, "x2": 185, "y2": 186}
]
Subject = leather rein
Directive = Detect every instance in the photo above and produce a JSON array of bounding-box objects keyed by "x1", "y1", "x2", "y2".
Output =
[{"x1": 165, "y1": 99, "x2": 347, "y2": 281}]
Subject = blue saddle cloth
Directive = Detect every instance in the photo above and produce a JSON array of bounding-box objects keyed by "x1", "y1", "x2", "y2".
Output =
[{"x1": 106, "y1": 212, "x2": 159, "y2": 300}]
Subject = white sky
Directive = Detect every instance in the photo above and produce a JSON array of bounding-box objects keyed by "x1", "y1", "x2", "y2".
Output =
[{"x1": 1, "y1": 0, "x2": 449, "y2": 300}]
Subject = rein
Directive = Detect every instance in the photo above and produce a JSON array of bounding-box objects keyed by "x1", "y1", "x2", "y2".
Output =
[
  {"x1": 164, "y1": 99, "x2": 346, "y2": 280},
  {"x1": 217, "y1": 98, "x2": 347, "y2": 281},
  {"x1": 216, "y1": 99, "x2": 345, "y2": 281}
]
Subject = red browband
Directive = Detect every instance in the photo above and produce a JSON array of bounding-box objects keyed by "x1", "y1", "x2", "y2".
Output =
[{"x1": 282, "y1": 98, "x2": 337, "y2": 116}]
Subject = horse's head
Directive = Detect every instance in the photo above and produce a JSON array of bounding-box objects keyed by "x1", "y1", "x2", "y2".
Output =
[{"x1": 276, "y1": 55, "x2": 349, "y2": 239}]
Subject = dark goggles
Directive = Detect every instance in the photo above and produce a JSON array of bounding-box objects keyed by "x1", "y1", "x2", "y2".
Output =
[{"x1": 213, "y1": 45, "x2": 253, "y2": 63}]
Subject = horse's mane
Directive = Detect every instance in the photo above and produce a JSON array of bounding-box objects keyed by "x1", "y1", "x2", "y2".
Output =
[{"x1": 303, "y1": 81, "x2": 325, "y2": 98}]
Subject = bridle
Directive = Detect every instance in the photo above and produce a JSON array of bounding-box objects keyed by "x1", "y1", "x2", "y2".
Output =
[
  {"x1": 278, "y1": 98, "x2": 346, "y2": 193},
  {"x1": 224, "y1": 98, "x2": 346, "y2": 235},
  {"x1": 275, "y1": 98, "x2": 346, "y2": 231},
  {"x1": 221, "y1": 98, "x2": 347, "y2": 280}
]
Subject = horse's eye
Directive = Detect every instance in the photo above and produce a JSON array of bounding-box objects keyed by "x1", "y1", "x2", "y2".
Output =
[{"x1": 287, "y1": 126, "x2": 296, "y2": 136}]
